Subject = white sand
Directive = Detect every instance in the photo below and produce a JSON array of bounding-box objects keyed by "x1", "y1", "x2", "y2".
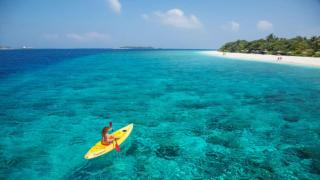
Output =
[{"x1": 201, "y1": 51, "x2": 320, "y2": 68}]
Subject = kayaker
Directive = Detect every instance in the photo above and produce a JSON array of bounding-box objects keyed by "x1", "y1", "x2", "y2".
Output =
[{"x1": 101, "y1": 126, "x2": 115, "y2": 145}]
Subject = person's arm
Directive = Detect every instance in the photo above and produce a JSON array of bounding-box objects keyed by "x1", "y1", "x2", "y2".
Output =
[{"x1": 106, "y1": 134, "x2": 115, "y2": 141}]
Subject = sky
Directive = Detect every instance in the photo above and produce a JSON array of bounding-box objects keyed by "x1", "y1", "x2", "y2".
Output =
[{"x1": 0, "y1": 0, "x2": 320, "y2": 49}]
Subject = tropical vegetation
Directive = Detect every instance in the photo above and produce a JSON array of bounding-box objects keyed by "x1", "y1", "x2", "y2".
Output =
[{"x1": 219, "y1": 34, "x2": 320, "y2": 57}]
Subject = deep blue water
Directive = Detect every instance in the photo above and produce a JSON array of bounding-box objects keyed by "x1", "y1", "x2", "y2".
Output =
[
  {"x1": 0, "y1": 50, "x2": 320, "y2": 179},
  {"x1": 0, "y1": 49, "x2": 109, "y2": 79}
]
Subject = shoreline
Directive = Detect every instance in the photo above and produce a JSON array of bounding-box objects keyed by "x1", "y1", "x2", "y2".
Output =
[{"x1": 201, "y1": 51, "x2": 320, "y2": 68}]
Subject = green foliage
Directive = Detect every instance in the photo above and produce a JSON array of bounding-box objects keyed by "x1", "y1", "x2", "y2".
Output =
[
  {"x1": 219, "y1": 34, "x2": 320, "y2": 57},
  {"x1": 314, "y1": 51, "x2": 320, "y2": 57}
]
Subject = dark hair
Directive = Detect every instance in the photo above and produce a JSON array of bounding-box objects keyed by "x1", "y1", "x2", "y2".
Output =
[{"x1": 102, "y1": 126, "x2": 110, "y2": 136}]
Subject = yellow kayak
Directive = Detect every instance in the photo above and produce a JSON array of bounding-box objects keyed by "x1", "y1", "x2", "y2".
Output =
[{"x1": 84, "y1": 123, "x2": 133, "y2": 159}]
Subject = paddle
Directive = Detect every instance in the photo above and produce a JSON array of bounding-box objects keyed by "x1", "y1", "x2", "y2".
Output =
[{"x1": 109, "y1": 122, "x2": 120, "y2": 152}]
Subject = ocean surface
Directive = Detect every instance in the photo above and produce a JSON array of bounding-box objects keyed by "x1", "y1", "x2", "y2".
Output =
[{"x1": 0, "y1": 49, "x2": 320, "y2": 179}]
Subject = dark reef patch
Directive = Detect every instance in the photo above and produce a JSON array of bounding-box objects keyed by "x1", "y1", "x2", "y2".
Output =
[
  {"x1": 162, "y1": 114, "x2": 180, "y2": 123},
  {"x1": 190, "y1": 128, "x2": 205, "y2": 136},
  {"x1": 283, "y1": 145, "x2": 320, "y2": 171},
  {"x1": 263, "y1": 93, "x2": 285, "y2": 103},
  {"x1": 176, "y1": 100, "x2": 209, "y2": 109},
  {"x1": 241, "y1": 94, "x2": 263, "y2": 105},
  {"x1": 176, "y1": 100, "x2": 219, "y2": 110},
  {"x1": 32, "y1": 101, "x2": 55, "y2": 111},
  {"x1": 279, "y1": 126, "x2": 301, "y2": 144},
  {"x1": 283, "y1": 115, "x2": 300, "y2": 123},
  {"x1": 295, "y1": 146, "x2": 320, "y2": 160},
  {"x1": 205, "y1": 150, "x2": 226, "y2": 161},
  {"x1": 145, "y1": 91, "x2": 164, "y2": 99},
  {"x1": 239, "y1": 156, "x2": 278, "y2": 179},
  {"x1": 217, "y1": 119, "x2": 251, "y2": 132},
  {"x1": 205, "y1": 113, "x2": 228, "y2": 129},
  {"x1": 0, "y1": 146, "x2": 50, "y2": 176},
  {"x1": 48, "y1": 110, "x2": 76, "y2": 117},
  {"x1": 196, "y1": 151, "x2": 228, "y2": 177},
  {"x1": 155, "y1": 145, "x2": 180, "y2": 160},
  {"x1": 126, "y1": 142, "x2": 138, "y2": 156},
  {"x1": 311, "y1": 160, "x2": 320, "y2": 175},
  {"x1": 206, "y1": 134, "x2": 240, "y2": 149}
]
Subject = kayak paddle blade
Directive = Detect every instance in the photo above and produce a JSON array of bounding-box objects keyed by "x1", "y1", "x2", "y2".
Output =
[{"x1": 115, "y1": 143, "x2": 120, "y2": 152}]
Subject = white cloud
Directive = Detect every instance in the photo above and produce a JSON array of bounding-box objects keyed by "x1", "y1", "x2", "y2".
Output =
[
  {"x1": 222, "y1": 21, "x2": 240, "y2": 32},
  {"x1": 257, "y1": 20, "x2": 273, "y2": 31},
  {"x1": 107, "y1": 0, "x2": 121, "y2": 14},
  {"x1": 66, "y1": 32, "x2": 110, "y2": 42},
  {"x1": 144, "y1": 8, "x2": 203, "y2": 30}
]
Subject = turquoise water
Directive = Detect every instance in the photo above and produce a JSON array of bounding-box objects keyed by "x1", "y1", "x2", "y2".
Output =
[{"x1": 1, "y1": 50, "x2": 320, "y2": 179}]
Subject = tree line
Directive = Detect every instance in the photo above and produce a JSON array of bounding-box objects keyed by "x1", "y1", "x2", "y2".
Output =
[{"x1": 219, "y1": 34, "x2": 320, "y2": 57}]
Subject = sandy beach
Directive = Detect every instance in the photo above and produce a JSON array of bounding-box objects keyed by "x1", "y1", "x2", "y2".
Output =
[{"x1": 202, "y1": 51, "x2": 320, "y2": 68}]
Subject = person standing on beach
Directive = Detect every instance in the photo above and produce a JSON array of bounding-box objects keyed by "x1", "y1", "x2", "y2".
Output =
[{"x1": 277, "y1": 56, "x2": 281, "y2": 62}]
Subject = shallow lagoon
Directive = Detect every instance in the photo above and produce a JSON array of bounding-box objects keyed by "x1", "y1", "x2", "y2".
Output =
[{"x1": 0, "y1": 50, "x2": 320, "y2": 179}]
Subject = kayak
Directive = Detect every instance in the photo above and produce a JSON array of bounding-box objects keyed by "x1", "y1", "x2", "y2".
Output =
[{"x1": 84, "y1": 123, "x2": 133, "y2": 159}]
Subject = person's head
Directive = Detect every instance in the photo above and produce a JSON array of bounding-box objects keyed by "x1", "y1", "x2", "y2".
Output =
[{"x1": 102, "y1": 126, "x2": 111, "y2": 136}]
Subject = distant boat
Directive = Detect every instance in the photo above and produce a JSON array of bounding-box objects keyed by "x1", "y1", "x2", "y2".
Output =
[{"x1": 21, "y1": 46, "x2": 32, "y2": 49}]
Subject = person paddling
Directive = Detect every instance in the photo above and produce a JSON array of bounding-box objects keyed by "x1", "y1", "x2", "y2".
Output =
[{"x1": 101, "y1": 126, "x2": 115, "y2": 146}]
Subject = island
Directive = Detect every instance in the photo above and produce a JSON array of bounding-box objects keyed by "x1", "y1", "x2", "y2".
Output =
[
  {"x1": 202, "y1": 34, "x2": 320, "y2": 67},
  {"x1": 120, "y1": 46, "x2": 155, "y2": 50},
  {"x1": 0, "y1": 45, "x2": 11, "y2": 50},
  {"x1": 219, "y1": 34, "x2": 320, "y2": 57}
]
